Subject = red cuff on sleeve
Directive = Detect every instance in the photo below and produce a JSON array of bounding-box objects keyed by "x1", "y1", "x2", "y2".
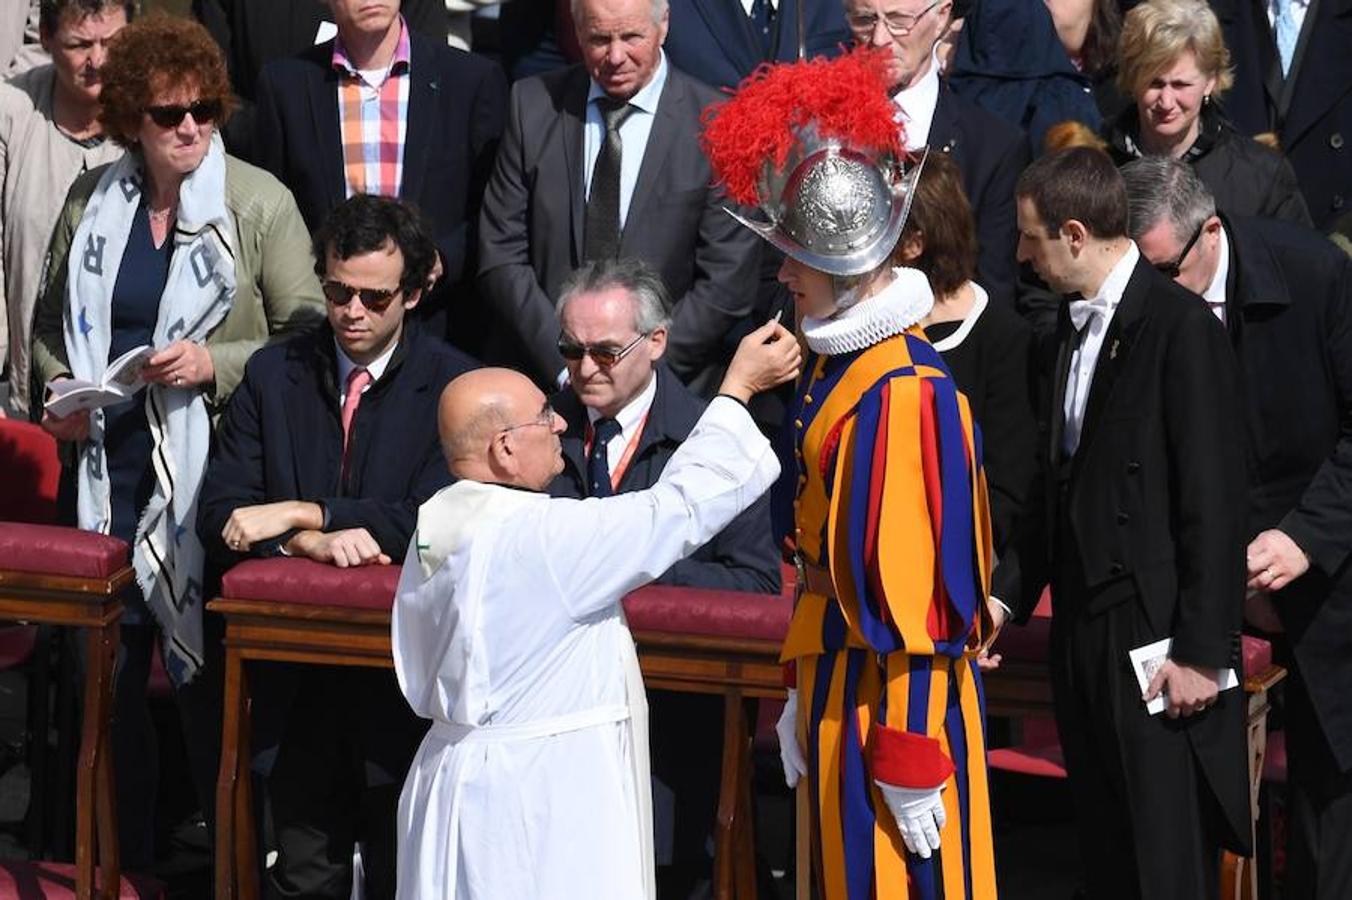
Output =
[
  {"x1": 783, "y1": 660, "x2": 797, "y2": 690},
  {"x1": 867, "y1": 722, "x2": 954, "y2": 789}
]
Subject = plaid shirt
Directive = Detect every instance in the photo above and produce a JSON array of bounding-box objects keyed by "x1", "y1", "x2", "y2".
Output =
[{"x1": 332, "y1": 19, "x2": 411, "y2": 198}]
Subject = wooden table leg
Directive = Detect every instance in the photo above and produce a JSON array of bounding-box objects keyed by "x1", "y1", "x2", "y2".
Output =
[
  {"x1": 216, "y1": 642, "x2": 246, "y2": 899},
  {"x1": 236, "y1": 661, "x2": 259, "y2": 900},
  {"x1": 78, "y1": 617, "x2": 119, "y2": 900},
  {"x1": 714, "y1": 689, "x2": 748, "y2": 900},
  {"x1": 795, "y1": 784, "x2": 811, "y2": 900}
]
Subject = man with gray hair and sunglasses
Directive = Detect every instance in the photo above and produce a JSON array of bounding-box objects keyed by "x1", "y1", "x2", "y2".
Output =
[
  {"x1": 547, "y1": 256, "x2": 778, "y2": 892},
  {"x1": 1123, "y1": 155, "x2": 1352, "y2": 898}
]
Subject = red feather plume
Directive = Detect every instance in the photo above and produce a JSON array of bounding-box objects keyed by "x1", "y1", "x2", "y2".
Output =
[{"x1": 700, "y1": 48, "x2": 904, "y2": 207}]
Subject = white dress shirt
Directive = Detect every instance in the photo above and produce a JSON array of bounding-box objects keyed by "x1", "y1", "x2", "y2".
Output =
[
  {"x1": 1267, "y1": 0, "x2": 1311, "y2": 35},
  {"x1": 1063, "y1": 242, "x2": 1140, "y2": 456},
  {"x1": 892, "y1": 50, "x2": 940, "y2": 150},
  {"x1": 1201, "y1": 226, "x2": 1231, "y2": 326},
  {"x1": 335, "y1": 337, "x2": 398, "y2": 408},
  {"x1": 738, "y1": 0, "x2": 775, "y2": 16},
  {"x1": 584, "y1": 52, "x2": 670, "y2": 230},
  {"x1": 586, "y1": 369, "x2": 658, "y2": 477}
]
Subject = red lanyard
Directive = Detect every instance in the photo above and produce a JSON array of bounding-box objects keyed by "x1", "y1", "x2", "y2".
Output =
[{"x1": 585, "y1": 412, "x2": 649, "y2": 492}]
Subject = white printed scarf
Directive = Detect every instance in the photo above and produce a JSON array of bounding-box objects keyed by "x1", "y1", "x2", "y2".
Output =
[{"x1": 64, "y1": 134, "x2": 236, "y2": 685}]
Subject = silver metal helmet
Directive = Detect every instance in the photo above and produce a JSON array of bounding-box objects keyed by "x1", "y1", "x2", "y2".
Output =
[{"x1": 728, "y1": 129, "x2": 928, "y2": 278}]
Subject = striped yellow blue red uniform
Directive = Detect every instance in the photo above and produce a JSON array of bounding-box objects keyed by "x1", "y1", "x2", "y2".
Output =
[{"x1": 782, "y1": 327, "x2": 997, "y2": 900}]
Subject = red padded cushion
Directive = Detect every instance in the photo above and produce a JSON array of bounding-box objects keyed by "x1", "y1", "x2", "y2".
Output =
[
  {"x1": 0, "y1": 861, "x2": 163, "y2": 898},
  {"x1": 0, "y1": 419, "x2": 60, "y2": 524},
  {"x1": 1242, "y1": 634, "x2": 1272, "y2": 675},
  {"x1": 0, "y1": 523, "x2": 128, "y2": 579},
  {"x1": 988, "y1": 717, "x2": 1067, "y2": 778},
  {"x1": 220, "y1": 557, "x2": 400, "y2": 611},
  {"x1": 623, "y1": 583, "x2": 791, "y2": 642}
]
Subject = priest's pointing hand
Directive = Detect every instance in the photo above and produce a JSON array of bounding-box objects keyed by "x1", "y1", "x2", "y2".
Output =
[{"x1": 718, "y1": 320, "x2": 803, "y2": 404}]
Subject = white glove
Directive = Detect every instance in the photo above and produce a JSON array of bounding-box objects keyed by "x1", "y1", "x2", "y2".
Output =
[
  {"x1": 775, "y1": 689, "x2": 808, "y2": 788},
  {"x1": 874, "y1": 781, "x2": 946, "y2": 859}
]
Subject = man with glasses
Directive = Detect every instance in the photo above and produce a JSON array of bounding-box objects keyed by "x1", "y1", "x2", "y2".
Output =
[
  {"x1": 199, "y1": 194, "x2": 477, "y2": 899},
  {"x1": 1124, "y1": 156, "x2": 1352, "y2": 899},
  {"x1": 991, "y1": 147, "x2": 1251, "y2": 900},
  {"x1": 547, "y1": 257, "x2": 778, "y2": 893},
  {"x1": 843, "y1": 0, "x2": 1028, "y2": 310}
]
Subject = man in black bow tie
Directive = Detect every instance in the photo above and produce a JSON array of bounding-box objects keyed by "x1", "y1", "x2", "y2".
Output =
[{"x1": 990, "y1": 146, "x2": 1252, "y2": 900}]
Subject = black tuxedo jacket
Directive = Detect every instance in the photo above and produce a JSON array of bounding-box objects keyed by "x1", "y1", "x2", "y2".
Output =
[
  {"x1": 994, "y1": 256, "x2": 1251, "y2": 846},
  {"x1": 1211, "y1": 0, "x2": 1352, "y2": 228},
  {"x1": 929, "y1": 85, "x2": 1030, "y2": 309},
  {"x1": 663, "y1": 0, "x2": 850, "y2": 91},
  {"x1": 1224, "y1": 215, "x2": 1352, "y2": 769},
  {"x1": 251, "y1": 32, "x2": 507, "y2": 338},
  {"x1": 477, "y1": 63, "x2": 761, "y2": 394},
  {"x1": 547, "y1": 366, "x2": 780, "y2": 594}
]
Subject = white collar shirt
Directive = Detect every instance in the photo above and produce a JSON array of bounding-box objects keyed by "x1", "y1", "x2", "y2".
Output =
[
  {"x1": 1201, "y1": 226, "x2": 1231, "y2": 327},
  {"x1": 335, "y1": 337, "x2": 398, "y2": 407},
  {"x1": 584, "y1": 52, "x2": 669, "y2": 230},
  {"x1": 892, "y1": 52, "x2": 940, "y2": 150},
  {"x1": 586, "y1": 368, "x2": 658, "y2": 476},
  {"x1": 738, "y1": 0, "x2": 775, "y2": 16},
  {"x1": 1267, "y1": 0, "x2": 1311, "y2": 36},
  {"x1": 1063, "y1": 242, "x2": 1140, "y2": 456}
]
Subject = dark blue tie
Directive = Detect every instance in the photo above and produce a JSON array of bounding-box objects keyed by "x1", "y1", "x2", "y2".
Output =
[
  {"x1": 749, "y1": 0, "x2": 773, "y2": 55},
  {"x1": 589, "y1": 417, "x2": 622, "y2": 497}
]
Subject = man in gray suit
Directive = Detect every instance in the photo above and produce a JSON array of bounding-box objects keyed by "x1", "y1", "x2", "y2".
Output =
[{"x1": 477, "y1": 0, "x2": 761, "y2": 396}]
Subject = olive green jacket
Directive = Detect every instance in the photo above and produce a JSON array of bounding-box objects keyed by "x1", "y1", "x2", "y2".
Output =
[{"x1": 31, "y1": 153, "x2": 325, "y2": 418}]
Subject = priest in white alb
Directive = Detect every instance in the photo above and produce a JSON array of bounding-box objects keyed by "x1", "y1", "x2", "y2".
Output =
[{"x1": 391, "y1": 319, "x2": 800, "y2": 899}]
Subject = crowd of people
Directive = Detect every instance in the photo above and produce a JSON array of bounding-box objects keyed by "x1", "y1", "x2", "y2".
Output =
[{"x1": 0, "y1": 0, "x2": 1349, "y2": 897}]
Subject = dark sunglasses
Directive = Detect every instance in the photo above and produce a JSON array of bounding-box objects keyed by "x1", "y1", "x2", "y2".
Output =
[
  {"x1": 557, "y1": 332, "x2": 648, "y2": 368},
  {"x1": 145, "y1": 99, "x2": 223, "y2": 129},
  {"x1": 322, "y1": 279, "x2": 402, "y2": 313},
  {"x1": 1153, "y1": 221, "x2": 1205, "y2": 279}
]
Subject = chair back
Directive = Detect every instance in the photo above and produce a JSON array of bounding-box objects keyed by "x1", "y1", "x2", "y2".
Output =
[{"x1": 0, "y1": 419, "x2": 60, "y2": 524}]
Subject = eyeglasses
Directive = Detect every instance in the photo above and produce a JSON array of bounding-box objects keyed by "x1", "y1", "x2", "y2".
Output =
[
  {"x1": 498, "y1": 401, "x2": 556, "y2": 436},
  {"x1": 1152, "y1": 221, "x2": 1205, "y2": 279},
  {"x1": 145, "y1": 99, "x2": 224, "y2": 129},
  {"x1": 557, "y1": 332, "x2": 649, "y2": 368},
  {"x1": 846, "y1": 0, "x2": 942, "y2": 36},
  {"x1": 322, "y1": 279, "x2": 403, "y2": 313}
]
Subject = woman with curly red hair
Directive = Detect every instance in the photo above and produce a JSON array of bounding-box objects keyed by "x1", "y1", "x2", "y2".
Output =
[
  {"x1": 30, "y1": 14, "x2": 323, "y2": 866},
  {"x1": 703, "y1": 48, "x2": 999, "y2": 900}
]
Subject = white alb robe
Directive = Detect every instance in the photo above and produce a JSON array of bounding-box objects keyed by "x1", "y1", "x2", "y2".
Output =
[{"x1": 392, "y1": 397, "x2": 778, "y2": 899}]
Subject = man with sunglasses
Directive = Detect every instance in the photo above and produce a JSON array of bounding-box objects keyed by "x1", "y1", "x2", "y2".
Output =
[
  {"x1": 199, "y1": 194, "x2": 476, "y2": 899},
  {"x1": 1124, "y1": 155, "x2": 1352, "y2": 899},
  {"x1": 546, "y1": 258, "x2": 778, "y2": 893},
  {"x1": 991, "y1": 147, "x2": 1251, "y2": 900},
  {"x1": 843, "y1": 0, "x2": 1028, "y2": 312}
]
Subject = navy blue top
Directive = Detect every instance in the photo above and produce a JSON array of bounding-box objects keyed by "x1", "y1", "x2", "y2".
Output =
[{"x1": 103, "y1": 204, "x2": 170, "y2": 613}]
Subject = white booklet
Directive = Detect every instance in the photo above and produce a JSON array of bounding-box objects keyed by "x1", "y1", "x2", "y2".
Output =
[
  {"x1": 1129, "y1": 637, "x2": 1240, "y2": 715},
  {"x1": 44, "y1": 345, "x2": 155, "y2": 418}
]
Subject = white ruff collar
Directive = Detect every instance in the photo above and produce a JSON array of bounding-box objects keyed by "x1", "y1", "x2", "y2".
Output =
[{"x1": 801, "y1": 267, "x2": 934, "y2": 356}]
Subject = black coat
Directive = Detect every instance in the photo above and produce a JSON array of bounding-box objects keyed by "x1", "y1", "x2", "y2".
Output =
[
  {"x1": 198, "y1": 322, "x2": 476, "y2": 563},
  {"x1": 251, "y1": 31, "x2": 507, "y2": 344},
  {"x1": 1211, "y1": 0, "x2": 1352, "y2": 229},
  {"x1": 1223, "y1": 215, "x2": 1352, "y2": 771},
  {"x1": 994, "y1": 256, "x2": 1252, "y2": 851},
  {"x1": 548, "y1": 367, "x2": 781, "y2": 595},
  {"x1": 931, "y1": 85, "x2": 1031, "y2": 310},
  {"x1": 1105, "y1": 102, "x2": 1312, "y2": 226}
]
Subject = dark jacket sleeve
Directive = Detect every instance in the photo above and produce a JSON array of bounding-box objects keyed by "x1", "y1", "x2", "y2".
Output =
[
  {"x1": 1163, "y1": 305, "x2": 1248, "y2": 669},
  {"x1": 321, "y1": 437, "x2": 450, "y2": 559},
  {"x1": 1261, "y1": 153, "x2": 1314, "y2": 227},
  {"x1": 1278, "y1": 254, "x2": 1352, "y2": 577},
  {"x1": 980, "y1": 314, "x2": 1038, "y2": 555},
  {"x1": 197, "y1": 358, "x2": 277, "y2": 564},
  {"x1": 477, "y1": 80, "x2": 567, "y2": 382},
  {"x1": 660, "y1": 492, "x2": 782, "y2": 594},
  {"x1": 972, "y1": 133, "x2": 1030, "y2": 309},
  {"x1": 250, "y1": 64, "x2": 288, "y2": 188}
]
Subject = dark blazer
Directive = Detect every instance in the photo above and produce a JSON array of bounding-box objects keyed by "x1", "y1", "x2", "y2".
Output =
[
  {"x1": 663, "y1": 0, "x2": 851, "y2": 91},
  {"x1": 994, "y1": 256, "x2": 1251, "y2": 850},
  {"x1": 548, "y1": 366, "x2": 781, "y2": 594},
  {"x1": 1223, "y1": 215, "x2": 1352, "y2": 770},
  {"x1": 477, "y1": 62, "x2": 762, "y2": 395},
  {"x1": 930, "y1": 85, "x2": 1030, "y2": 309},
  {"x1": 198, "y1": 322, "x2": 476, "y2": 563},
  {"x1": 194, "y1": 0, "x2": 451, "y2": 155},
  {"x1": 1211, "y1": 0, "x2": 1352, "y2": 228},
  {"x1": 251, "y1": 31, "x2": 507, "y2": 342}
]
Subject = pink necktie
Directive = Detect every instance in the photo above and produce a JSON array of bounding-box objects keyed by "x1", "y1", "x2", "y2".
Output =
[{"x1": 341, "y1": 367, "x2": 372, "y2": 478}]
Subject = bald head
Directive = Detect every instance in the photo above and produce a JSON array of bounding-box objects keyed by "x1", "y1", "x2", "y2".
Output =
[{"x1": 438, "y1": 368, "x2": 566, "y2": 490}]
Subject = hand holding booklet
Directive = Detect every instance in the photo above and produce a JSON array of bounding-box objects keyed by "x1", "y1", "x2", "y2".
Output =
[
  {"x1": 44, "y1": 345, "x2": 155, "y2": 418},
  {"x1": 1129, "y1": 637, "x2": 1239, "y2": 715}
]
